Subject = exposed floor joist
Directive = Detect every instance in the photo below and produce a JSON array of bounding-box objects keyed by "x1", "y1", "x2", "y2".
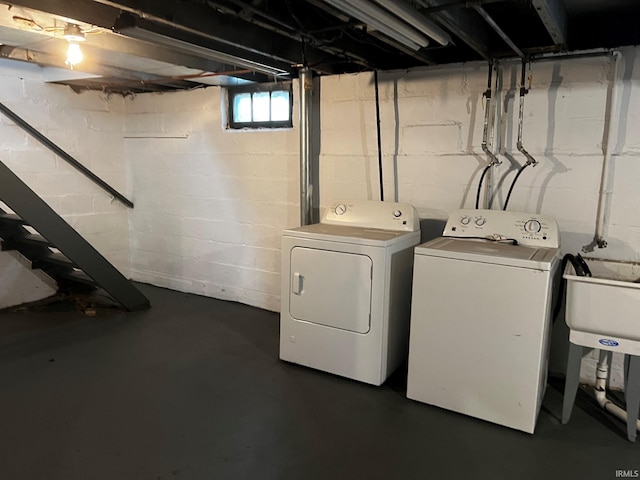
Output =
[
  {"x1": 532, "y1": 0, "x2": 568, "y2": 47},
  {"x1": 416, "y1": 0, "x2": 492, "y2": 60}
]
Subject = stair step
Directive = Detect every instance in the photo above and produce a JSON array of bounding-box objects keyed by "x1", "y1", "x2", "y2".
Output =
[
  {"x1": 61, "y1": 270, "x2": 96, "y2": 286},
  {"x1": 37, "y1": 251, "x2": 74, "y2": 268},
  {"x1": 15, "y1": 233, "x2": 50, "y2": 246},
  {"x1": 0, "y1": 213, "x2": 26, "y2": 224}
]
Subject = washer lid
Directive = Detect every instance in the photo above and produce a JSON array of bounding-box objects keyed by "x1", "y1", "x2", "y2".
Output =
[
  {"x1": 415, "y1": 237, "x2": 559, "y2": 270},
  {"x1": 283, "y1": 223, "x2": 419, "y2": 247}
]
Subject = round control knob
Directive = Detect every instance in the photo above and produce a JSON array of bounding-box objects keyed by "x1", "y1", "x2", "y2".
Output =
[
  {"x1": 475, "y1": 217, "x2": 486, "y2": 227},
  {"x1": 524, "y1": 219, "x2": 542, "y2": 233},
  {"x1": 335, "y1": 204, "x2": 347, "y2": 215},
  {"x1": 393, "y1": 210, "x2": 402, "y2": 218},
  {"x1": 460, "y1": 216, "x2": 470, "y2": 225}
]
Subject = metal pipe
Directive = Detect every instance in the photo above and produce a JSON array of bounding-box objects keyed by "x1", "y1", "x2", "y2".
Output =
[
  {"x1": 591, "y1": 51, "x2": 622, "y2": 249},
  {"x1": 480, "y1": 61, "x2": 500, "y2": 168},
  {"x1": 477, "y1": 60, "x2": 499, "y2": 209},
  {"x1": 530, "y1": 47, "x2": 613, "y2": 63},
  {"x1": 0, "y1": 101, "x2": 134, "y2": 208},
  {"x1": 420, "y1": 0, "x2": 510, "y2": 14},
  {"x1": 503, "y1": 59, "x2": 537, "y2": 210},
  {"x1": 299, "y1": 67, "x2": 313, "y2": 226},
  {"x1": 485, "y1": 59, "x2": 502, "y2": 207},
  {"x1": 473, "y1": 5, "x2": 525, "y2": 59},
  {"x1": 516, "y1": 59, "x2": 537, "y2": 166},
  {"x1": 494, "y1": 48, "x2": 614, "y2": 67}
]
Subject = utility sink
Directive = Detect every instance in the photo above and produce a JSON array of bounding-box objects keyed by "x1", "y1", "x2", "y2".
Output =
[{"x1": 564, "y1": 258, "x2": 640, "y2": 355}]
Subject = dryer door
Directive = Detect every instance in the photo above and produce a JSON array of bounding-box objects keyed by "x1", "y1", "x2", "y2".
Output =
[{"x1": 289, "y1": 247, "x2": 372, "y2": 333}]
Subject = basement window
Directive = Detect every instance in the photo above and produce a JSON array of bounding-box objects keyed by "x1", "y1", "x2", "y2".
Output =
[{"x1": 227, "y1": 83, "x2": 293, "y2": 129}]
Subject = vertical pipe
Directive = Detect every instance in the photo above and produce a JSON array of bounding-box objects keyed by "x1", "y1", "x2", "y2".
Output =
[
  {"x1": 486, "y1": 61, "x2": 501, "y2": 208},
  {"x1": 299, "y1": 67, "x2": 313, "y2": 226},
  {"x1": 592, "y1": 51, "x2": 622, "y2": 249},
  {"x1": 516, "y1": 59, "x2": 537, "y2": 166},
  {"x1": 374, "y1": 70, "x2": 384, "y2": 201},
  {"x1": 478, "y1": 60, "x2": 500, "y2": 209},
  {"x1": 480, "y1": 61, "x2": 499, "y2": 167}
]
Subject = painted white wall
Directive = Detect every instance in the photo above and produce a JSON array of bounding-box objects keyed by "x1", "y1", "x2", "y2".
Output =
[
  {"x1": 2, "y1": 46, "x2": 640, "y2": 390},
  {"x1": 0, "y1": 250, "x2": 57, "y2": 308},
  {"x1": 0, "y1": 59, "x2": 131, "y2": 276},
  {"x1": 124, "y1": 86, "x2": 299, "y2": 312},
  {"x1": 121, "y1": 48, "x2": 640, "y2": 387},
  {"x1": 318, "y1": 47, "x2": 640, "y2": 388}
]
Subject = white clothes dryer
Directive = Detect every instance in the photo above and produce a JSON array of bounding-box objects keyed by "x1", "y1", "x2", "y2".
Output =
[
  {"x1": 407, "y1": 209, "x2": 561, "y2": 433},
  {"x1": 280, "y1": 200, "x2": 421, "y2": 386}
]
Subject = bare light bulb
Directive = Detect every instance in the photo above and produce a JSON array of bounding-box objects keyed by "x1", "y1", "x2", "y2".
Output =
[{"x1": 65, "y1": 42, "x2": 83, "y2": 68}]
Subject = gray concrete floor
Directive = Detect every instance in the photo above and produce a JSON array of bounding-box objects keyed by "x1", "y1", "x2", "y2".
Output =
[{"x1": 0, "y1": 283, "x2": 638, "y2": 480}]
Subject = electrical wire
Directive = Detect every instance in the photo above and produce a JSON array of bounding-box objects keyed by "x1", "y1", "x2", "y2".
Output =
[
  {"x1": 503, "y1": 164, "x2": 529, "y2": 211},
  {"x1": 374, "y1": 69, "x2": 384, "y2": 201},
  {"x1": 475, "y1": 165, "x2": 491, "y2": 209}
]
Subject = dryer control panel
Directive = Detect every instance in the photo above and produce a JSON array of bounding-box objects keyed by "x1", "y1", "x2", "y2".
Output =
[
  {"x1": 443, "y1": 209, "x2": 559, "y2": 248},
  {"x1": 323, "y1": 200, "x2": 419, "y2": 232}
]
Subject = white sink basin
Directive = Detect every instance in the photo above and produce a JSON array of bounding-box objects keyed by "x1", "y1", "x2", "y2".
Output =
[{"x1": 564, "y1": 258, "x2": 640, "y2": 354}]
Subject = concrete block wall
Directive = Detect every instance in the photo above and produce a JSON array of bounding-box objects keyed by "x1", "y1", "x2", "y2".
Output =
[
  {"x1": 2, "y1": 47, "x2": 639, "y2": 388},
  {"x1": 0, "y1": 250, "x2": 57, "y2": 308},
  {"x1": 0, "y1": 59, "x2": 131, "y2": 276},
  {"x1": 125, "y1": 86, "x2": 299, "y2": 312},
  {"x1": 319, "y1": 47, "x2": 640, "y2": 388}
]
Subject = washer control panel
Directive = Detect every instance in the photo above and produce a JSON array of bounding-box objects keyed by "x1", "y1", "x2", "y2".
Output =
[
  {"x1": 443, "y1": 209, "x2": 559, "y2": 248},
  {"x1": 323, "y1": 200, "x2": 419, "y2": 232}
]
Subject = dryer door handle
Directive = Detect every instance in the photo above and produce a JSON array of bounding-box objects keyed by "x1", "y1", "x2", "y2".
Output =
[{"x1": 292, "y1": 272, "x2": 304, "y2": 295}]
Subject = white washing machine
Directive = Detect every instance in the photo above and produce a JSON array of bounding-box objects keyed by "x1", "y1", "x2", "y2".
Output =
[
  {"x1": 280, "y1": 200, "x2": 421, "y2": 386},
  {"x1": 406, "y1": 209, "x2": 560, "y2": 433}
]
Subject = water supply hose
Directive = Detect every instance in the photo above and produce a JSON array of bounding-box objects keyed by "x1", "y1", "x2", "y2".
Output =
[
  {"x1": 475, "y1": 165, "x2": 491, "y2": 209},
  {"x1": 502, "y1": 164, "x2": 528, "y2": 211}
]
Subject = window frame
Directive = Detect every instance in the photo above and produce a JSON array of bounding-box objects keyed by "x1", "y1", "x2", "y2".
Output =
[{"x1": 227, "y1": 82, "x2": 293, "y2": 130}]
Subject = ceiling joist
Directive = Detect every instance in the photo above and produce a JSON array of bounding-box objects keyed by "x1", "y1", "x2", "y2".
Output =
[
  {"x1": 532, "y1": 0, "x2": 568, "y2": 47},
  {"x1": 0, "y1": 0, "x2": 638, "y2": 94}
]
